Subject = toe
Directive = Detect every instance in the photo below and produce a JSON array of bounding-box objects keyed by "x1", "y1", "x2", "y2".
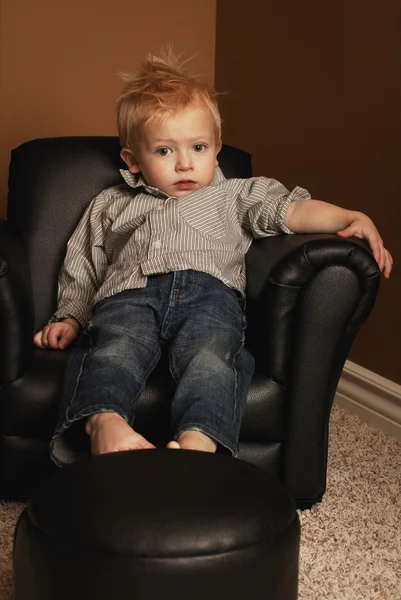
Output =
[{"x1": 166, "y1": 441, "x2": 181, "y2": 449}]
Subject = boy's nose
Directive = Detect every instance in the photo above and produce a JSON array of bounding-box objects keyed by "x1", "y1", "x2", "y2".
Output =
[{"x1": 176, "y1": 152, "x2": 193, "y2": 171}]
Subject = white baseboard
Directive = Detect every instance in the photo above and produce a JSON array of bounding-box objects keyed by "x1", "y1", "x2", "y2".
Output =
[{"x1": 335, "y1": 360, "x2": 401, "y2": 442}]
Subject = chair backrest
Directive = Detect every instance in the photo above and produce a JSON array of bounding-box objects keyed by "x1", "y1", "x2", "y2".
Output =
[{"x1": 7, "y1": 137, "x2": 252, "y2": 331}]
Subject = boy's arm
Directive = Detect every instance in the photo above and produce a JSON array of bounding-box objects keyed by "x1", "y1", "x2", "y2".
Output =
[
  {"x1": 285, "y1": 199, "x2": 393, "y2": 278},
  {"x1": 35, "y1": 193, "x2": 109, "y2": 346},
  {"x1": 50, "y1": 192, "x2": 109, "y2": 326}
]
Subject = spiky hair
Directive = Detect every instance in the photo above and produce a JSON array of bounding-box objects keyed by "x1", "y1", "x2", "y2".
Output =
[{"x1": 117, "y1": 49, "x2": 222, "y2": 149}]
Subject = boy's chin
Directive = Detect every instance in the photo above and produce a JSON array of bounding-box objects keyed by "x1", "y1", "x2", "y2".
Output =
[{"x1": 173, "y1": 188, "x2": 197, "y2": 198}]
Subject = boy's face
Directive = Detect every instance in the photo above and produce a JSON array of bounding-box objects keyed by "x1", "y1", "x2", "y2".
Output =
[{"x1": 121, "y1": 103, "x2": 221, "y2": 198}]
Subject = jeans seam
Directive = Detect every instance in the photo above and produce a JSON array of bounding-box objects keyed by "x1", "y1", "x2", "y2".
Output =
[
  {"x1": 168, "y1": 346, "x2": 179, "y2": 383},
  {"x1": 66, "y1": 330, "x2": 92, "y2": 422},
  {"x1": 160, "y1": 273, "x2": 179, "y2": 340},
  {"x1": 232, "y1": 316, "x2": 247, "y2": 427}
]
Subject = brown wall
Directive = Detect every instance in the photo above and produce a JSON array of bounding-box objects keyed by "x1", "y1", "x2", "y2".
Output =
[
  {"x1": 0, "y1": 0, "x2": 216, "y2": 216},
  {"x1": 215, "y1": 0, "x2": 401, "y2": 383}
]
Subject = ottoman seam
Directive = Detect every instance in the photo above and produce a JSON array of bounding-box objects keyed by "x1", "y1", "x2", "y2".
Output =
[{"x1": 26, "y1": 511, "x2": 299, "y2": 559}]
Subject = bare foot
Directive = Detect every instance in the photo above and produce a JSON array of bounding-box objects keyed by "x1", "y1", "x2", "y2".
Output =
[
  {"x1": 85, "y1": 412, "x2": 155, "y2": 455},
  {"x1": 167, "y1": 430, "x2": 217, "y2": 453}
]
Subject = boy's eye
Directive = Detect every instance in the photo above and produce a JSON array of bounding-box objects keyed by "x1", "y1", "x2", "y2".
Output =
[
  {"x1": 156, "y1": 147, "x2": 172, "y2": 156},
  {"x1": 193, "y1": 144, "x2": 206, "y2": 152}
]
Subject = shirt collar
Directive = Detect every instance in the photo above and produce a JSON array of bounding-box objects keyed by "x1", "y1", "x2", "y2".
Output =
[{"x1": 119, "y1": 166, "x2": 227, "y2": 196}]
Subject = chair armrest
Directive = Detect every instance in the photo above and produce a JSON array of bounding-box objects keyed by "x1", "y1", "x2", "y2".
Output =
[
  {"x1": 246, "y1": 232, "x2": 378, "y2": 300},
  {"x1": 245, "y1": 233, "x2": 380, "y2": 375},
  {"x1": 245, "y1": 233, "x2": 381, "y2": 505},
  {"x1": 0, "y1": 220, "x2": 35, "y2": 383}
]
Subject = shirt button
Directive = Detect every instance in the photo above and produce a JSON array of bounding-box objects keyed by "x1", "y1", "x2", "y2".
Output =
[
  {"x1": 155, "y1": 205, "x2": 164, "y2": 210},
  {"x1": 152, "y1": 240, "x2": 162, "y2": 249}
]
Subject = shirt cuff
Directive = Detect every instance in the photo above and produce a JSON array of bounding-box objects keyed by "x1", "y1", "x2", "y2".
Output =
[
  {"x1": 48, "y1": 313, "x2": 83, "y2": 329},
  {"x1": 277, "y1": 186, "x2": 311, "y2": 234}
]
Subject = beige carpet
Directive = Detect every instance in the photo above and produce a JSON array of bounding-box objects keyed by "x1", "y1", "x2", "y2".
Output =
[{"x1": 1, "y1": 405, "x2": 400, "y2": 599}]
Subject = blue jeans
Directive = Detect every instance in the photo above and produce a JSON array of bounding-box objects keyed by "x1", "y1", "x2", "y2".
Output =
[{"x1": 51, "y1": 271, "x2": 255, "y2": 465}]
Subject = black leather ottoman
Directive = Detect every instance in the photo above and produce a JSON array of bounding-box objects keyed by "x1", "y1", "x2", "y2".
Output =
[{"x1": 13, "y1": 450, "x2": 300, "y2": 600}]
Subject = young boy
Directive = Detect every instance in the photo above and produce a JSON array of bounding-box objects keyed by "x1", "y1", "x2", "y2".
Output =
[{"x1": 34, "y1": 52, "x2": 392, "y2": 466}]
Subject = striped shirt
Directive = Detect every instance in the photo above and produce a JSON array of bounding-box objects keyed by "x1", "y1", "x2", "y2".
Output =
[{"x1": 50, "y1": 166, "x2": 310, "y2": 326}]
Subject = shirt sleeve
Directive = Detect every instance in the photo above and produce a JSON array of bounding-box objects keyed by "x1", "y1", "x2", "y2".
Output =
[
  {"x1": 48, "y1": 192, "x2": 109, "y2": 326},
  {"x1": 235, "y1": 176, "x2": 311, "y2": 237}
]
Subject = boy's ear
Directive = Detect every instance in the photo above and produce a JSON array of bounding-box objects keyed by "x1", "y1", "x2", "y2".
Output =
[
  {"x1": 215, "y1": 141, "x2": 222, "y2": 166},
  {"x1": 120, "y1": 148, "x2": 141, "y2": 173}
]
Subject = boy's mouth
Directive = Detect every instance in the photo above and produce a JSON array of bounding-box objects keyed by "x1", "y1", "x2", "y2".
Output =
[{"x1": 174, "y1": 180, "x2": 196, "y2": 190}]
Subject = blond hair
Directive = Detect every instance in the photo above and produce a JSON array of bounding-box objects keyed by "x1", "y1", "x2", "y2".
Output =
[{"x1": 117, "y1": 49, "x2": 222, "y2": 150}]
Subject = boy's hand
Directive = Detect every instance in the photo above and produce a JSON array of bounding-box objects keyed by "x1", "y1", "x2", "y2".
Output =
[
  {"x1": 337, "y1": 213, "x2": 393, "y2": 279},
  {"x1": 285, "y1": 201, "x2": 393, "y2": 279},
  {"x1": 33, "y1": 318, "x2": 80, "y2": 350}
]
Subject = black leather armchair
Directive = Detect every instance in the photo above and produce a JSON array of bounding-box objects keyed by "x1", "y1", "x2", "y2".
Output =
[{"x1": 0, "y1": 137, "x2": 381, "y2": 508}]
